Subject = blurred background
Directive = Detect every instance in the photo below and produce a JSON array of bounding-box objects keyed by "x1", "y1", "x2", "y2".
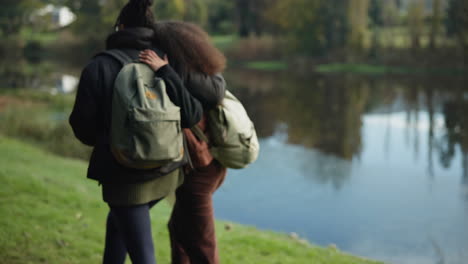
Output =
[{"x1": 0, "y1": 0, "x2": 467, "y2": 264}]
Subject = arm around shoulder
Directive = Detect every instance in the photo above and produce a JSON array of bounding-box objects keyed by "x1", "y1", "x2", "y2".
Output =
[
  {"x1": 156, "y1": 65, "x2": 203, "y2": 128},
  {"x1": 185, "y1": 72, "x2": 226, "y2": 109}
]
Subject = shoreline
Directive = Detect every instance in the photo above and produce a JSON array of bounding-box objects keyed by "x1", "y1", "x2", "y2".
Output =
[{"x1": 0, "y1": 135, "x2": 383, "y2": 264}]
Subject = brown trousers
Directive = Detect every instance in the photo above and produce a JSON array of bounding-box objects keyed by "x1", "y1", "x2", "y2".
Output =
[{"x1": 168, "y1": 160, "x2": 227, "y2": 264}]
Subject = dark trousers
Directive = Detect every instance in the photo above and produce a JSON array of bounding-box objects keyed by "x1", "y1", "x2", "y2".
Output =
[
  {"x1": 168, "y1": 160, "x2": 227, "y2": 264},
  {"x1": 103, "y1": 199, "x2": 161, "y2": 264}
]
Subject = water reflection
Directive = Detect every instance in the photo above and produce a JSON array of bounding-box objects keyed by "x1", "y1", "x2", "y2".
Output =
[
  {"x1": 226, "y1": 69, "x2": 467, "y2": 172},
  {"x1": 441, "y1": 99, "x2": 468, "y2": 174},
  {"x1": 220, "y1": 69, "x2": 468, "y2": 263},
  {"x1": 0, "y1": 57, "x2": 78, "y2": 92},
  {"x1": 226, "y1": 69, "x2": 371, "y2": 160},
  {"x1": 268, "y1": 125, "x2": 353, "y2": 189}
]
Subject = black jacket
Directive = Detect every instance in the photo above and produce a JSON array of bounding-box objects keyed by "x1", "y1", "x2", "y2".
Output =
[{"x1": 69, "y1": 27, "x2": 223, "y2": 184}]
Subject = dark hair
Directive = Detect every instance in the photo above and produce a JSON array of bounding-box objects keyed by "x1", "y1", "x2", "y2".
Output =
[
  {"x1": 115, "y1": 0, "x2": 155, "y2": 28},
  {"x1": 152, "y1": 21, "x2": 226, "y2": 77}
]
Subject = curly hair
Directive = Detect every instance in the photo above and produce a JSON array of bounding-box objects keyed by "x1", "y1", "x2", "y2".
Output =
[{"x1": 152, "y1": 21, "x2": 226, "y2": 77}]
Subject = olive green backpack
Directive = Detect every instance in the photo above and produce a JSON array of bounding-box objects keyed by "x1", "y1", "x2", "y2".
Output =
[
  {"x1": 104, "y1": 49, "x2": 184, "y2": 169},
  {"x1": 192, "y1": 90, "x2": 259, "y2": 169}
]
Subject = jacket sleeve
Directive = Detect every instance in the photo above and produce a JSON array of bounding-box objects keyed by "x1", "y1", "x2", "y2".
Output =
[
  {"x1": 69, "y1": 61, "x2": 100, "y2": 146},
  {"x1": 185, "y1": 72, "x2": 226, "y2": 109},
  {"x1": 156, "y1": 65, "x2": 203, "y2": 128}
]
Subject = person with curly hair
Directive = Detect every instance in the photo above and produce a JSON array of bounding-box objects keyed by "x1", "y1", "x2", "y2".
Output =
[{"x1": 140, "y1": 21, "x2": 228, "y2": 264}]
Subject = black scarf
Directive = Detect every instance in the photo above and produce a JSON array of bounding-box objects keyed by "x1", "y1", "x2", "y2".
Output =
[{"x1": 106, "y1": 27, "x2": 154, "y2": 50}]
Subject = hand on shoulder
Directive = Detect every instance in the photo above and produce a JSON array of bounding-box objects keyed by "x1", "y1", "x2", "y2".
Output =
[{"x1": 139, "y1": 49, "x2": 169, "y2": 72}]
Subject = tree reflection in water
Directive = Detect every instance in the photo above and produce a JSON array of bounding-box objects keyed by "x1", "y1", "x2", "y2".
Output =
[
  {"x1": 440, "y1": 89, "x2": 468, "y2": 186},
  {"x1": 225, "y1": 68, "x2": 467, "y2": 186}
]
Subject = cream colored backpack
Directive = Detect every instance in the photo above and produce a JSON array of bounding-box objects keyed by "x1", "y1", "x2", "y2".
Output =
[{"x1": 192, "y1": 91, "x2": 259, "y2": 169}]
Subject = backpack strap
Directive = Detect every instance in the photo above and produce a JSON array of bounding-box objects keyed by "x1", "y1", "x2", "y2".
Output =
[
  {"x1": 191, "y1": 125, "x2": 210, "y2": 143},
  {"x1": 101, "y1": 49, "x2": 135, "y2": 66}
]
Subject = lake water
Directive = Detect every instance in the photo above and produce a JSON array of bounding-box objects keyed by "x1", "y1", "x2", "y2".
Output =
[
  {"x1": 2, "y1": 59, "x2": 467, "y2": 264},
  {"x1": 214, "y1": 70, "x2": 468, "y2": 264}
]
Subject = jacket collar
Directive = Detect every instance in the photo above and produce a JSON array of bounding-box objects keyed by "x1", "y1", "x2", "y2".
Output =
[{"x1": 106, "y1": 27, "x2": 154, "y2": 50}]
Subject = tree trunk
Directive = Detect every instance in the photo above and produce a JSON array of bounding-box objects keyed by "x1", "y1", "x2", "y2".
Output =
[
  {"x1": 236, "y1": 0, "x2": 250, "y2": 37},
  {"x1": 429, "y1": 0, "x2": 442, "y2": 50}
]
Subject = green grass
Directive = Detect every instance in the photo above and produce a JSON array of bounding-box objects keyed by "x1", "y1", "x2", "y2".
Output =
[
  {"x1": 245, "y1": 61, "x2": 288, "y2": 71},
  {"x1": 211, "y1": 34, "x2": 239, "y2": 51},
  {"x1": 315, "y1": 63, "x2": 466, "y2": 75},
  {"x1": 0, "y1": 136, "x2": 383, "y2": 264}
]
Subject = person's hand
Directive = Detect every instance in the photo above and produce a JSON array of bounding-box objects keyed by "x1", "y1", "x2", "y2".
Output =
[{"x1": 139, "y1": 49, "x2": 169, "y2": 72}]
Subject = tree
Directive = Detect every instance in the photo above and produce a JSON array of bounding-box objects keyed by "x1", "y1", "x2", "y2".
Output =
[
  {"x1": 407, "y1": 0, "x2": 425, "y2": 50},
  {"x1": 429, "y1": 0, "x2": 443, "y2": 49},
  {"x1": 368, "y1": 0, "x2": 383, "y2": 57},
  {"x1": 153, "y1": 0, "x2": 186, "y2": 21},
  {"x1": 369, "y1": 0, "x2": 384, "y2": 27},
  {"x1": 446, "y1": 0, "x2": 468, "y2": 57},
  {"x1": 0, "y1": 0, "x2": 43, "y2": 36},
  {"x1": 234, "y1": 0, "x2": 250, "y2": 37},
  {"x1": 266, "y1": 0, "x2": 352, "y2": 55},
  {"x1": 205, "y1": 0, "x2": 235, "y2": 34},
  {"x1": 70, "y1": 0, "x2": 107, "y2": 45},
  {"x1": 382, "y1": 0, "x2": 399, "y2": 26},
  {"x1": 67, "y1": 0, "x2": 129, "y2": 52},
  {"x1": 318, "y1": 0, "x2": 348, "y2": 51},
  {"x1": 265, "y1": 0, "x2": 323, "y2": 54},
  {"x1": 347, "y1": 0, "x2": 370, "y2": 51},
  {"x1": 183, "y1": 0, "x2": 208, "y2": 26},
  {"x1": 234, "y1": 0, "x2": 272, "y2": 37}
]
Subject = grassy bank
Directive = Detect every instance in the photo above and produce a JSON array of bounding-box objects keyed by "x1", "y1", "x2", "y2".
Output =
[
  {"x1": 240, "y1": 61, "x2": 466, "y2": 75},
  {"x1": 212, "y1": 33, "x2": 464, "y2": 74},
  {"x1": 315, "y1": 63, "x2": 466, "y2": 75},
  {"x1": 244, "y1": 61, "x2": 288, "y2": 71},
  {"x1": 0, "y1": 136, "x2": 382, "y2": 264}
]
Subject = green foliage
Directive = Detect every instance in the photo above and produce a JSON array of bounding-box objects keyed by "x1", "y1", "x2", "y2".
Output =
[
  {"x1": 318, "y1": 0, "x2": 348, "y2": 50},
  {"x1": 381, "y1": 0, "x2": 400, "y2": 26},
  {"x1": 347, "y1": 0, "x2": 371, "y2": 50},
  {"x1": 368, "y1": 0, "x2": 399, "y2": 27},
  {"x1": 407, "y1": 0, "x2": 425, "y2": 49},
  {"x1": 0, "y1": 0, "x2": 43, "y2": 36},
  {"x1": 154, "y1": 0, "x2": 186, "y2": 21},
  {"x1": 184, "y1": 0, "x2": 208, "y2": 26},
  {"x1": 429, "y1": 0, "x2": 443, "y2": 49},
  {"x1": 265, "y1": 0, "x2": 323, "y2": 54},
  {"x1": 153, "y1": 0, "x2": 210, "y2": 26},
  {"x1": 233, "y1": 0, "x2": 272, "y2": 37},
  {"x1": 0, "y1": 59, "x2": 56, "y2": 88},
  {"x1": 205, "y1": 0, "x2": 236, "y2": 34},
  {"x1": 0, "y1": 0, "x2": 465, "y2": 65},
  {"x1": 446, "y1": 0, "x2": 468, "y2": 50},
  {"x1": 69, "y1": 0, "x2": 125, "y2": 51},
  {"x1": 369, "y1": 0, "x2": 384, "y2": 27},
  {"x1": 0, "y1": 90, "x2": 91, "y2": 160}
]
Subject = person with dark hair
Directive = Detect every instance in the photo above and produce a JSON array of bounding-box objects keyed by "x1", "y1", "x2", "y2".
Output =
[
  {"x1": 140, "y1": 21, "x2": 228, "y2": 264},
  {"x1": 69, "y1": 1, "x2": 204, "y2": 264}
]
